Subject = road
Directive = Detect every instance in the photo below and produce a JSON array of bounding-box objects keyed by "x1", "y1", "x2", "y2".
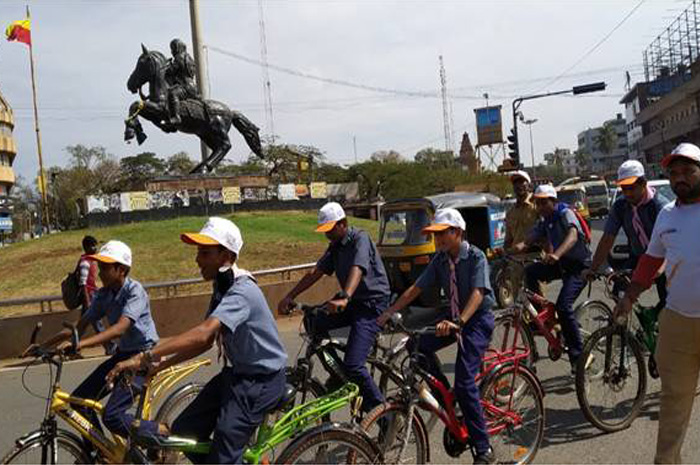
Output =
[{"x1": 1, "y1": 221, "x2": 699, "y2": 463}]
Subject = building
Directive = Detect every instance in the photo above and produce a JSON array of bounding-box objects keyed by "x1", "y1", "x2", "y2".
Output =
[
  {"x1": 577, "y1": 113, "x2": 628, "y2": 176},
  {"x1": 543, "y1": 148, "x2": 577, "y2": 176},
  {"x1": 0, "y1": 91, "x2": 17, "y2": 238},
  {"x1": 624, "y1": 0, "x2": 700, "y2": 178}
]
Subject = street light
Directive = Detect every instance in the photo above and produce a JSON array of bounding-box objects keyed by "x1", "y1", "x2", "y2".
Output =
[
  {"x1": 510, "y1": 81, "x2": 606, "y2": 168},
  {"x1": 522, "y1": 118, "x2": 538, "y2": 177}
]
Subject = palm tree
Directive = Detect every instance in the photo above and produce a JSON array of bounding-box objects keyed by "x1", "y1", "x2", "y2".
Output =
[
  {"x1": 575, "y1": 149, "x2": 591, "y2": 175},
  {"x1": 595, "y1": 123, "x2": 618, "y2": 173}
]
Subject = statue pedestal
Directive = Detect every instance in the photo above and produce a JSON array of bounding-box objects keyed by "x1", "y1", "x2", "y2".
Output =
[{"x1": 146, "y1": 174, "x2": 269, "y2": 192}]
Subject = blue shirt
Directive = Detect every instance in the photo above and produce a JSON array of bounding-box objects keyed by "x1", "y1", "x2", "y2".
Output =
[
  {"x1": 317, "y1": 227, "x2": 391, "y2": 303},
  {"x1": 207, "y1": 269, "x2": 287, "y2": 376},
  {"x1": 529, "y1": 204, "x2": 592, "y2": 264},
  {"x1": 84, "y1": 278, "x2": 159, "y2": 353},
  {"x1": 604, "y1": 193, "x2": 666, "y2": 260},
  {"x1": 414, "y1": 241, "x2": 494, "y2": 316}
]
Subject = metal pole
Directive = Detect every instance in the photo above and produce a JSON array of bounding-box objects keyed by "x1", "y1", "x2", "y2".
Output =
[
  {"x1": 189, "y1": 0, "x2": 210, "y2": 164},
  {"x1": 528, "y1": 121, "x2": 536, "y2": 177},
  {"x1": 26, "y1": 6, "x2": 49, "y2": 232},
  {"x1": 353, "y1": 136, "x2": 358, "y2": 164}
]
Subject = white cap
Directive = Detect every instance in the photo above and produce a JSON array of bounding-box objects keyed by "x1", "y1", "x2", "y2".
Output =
[
  {"x1": 661, "y1": 143, "x2": 700, "y2": 168},
  {"x1": 509, "y1": 170, "x2": 531, "y2": 184},
  {"x1": 533, "y1": 184, "x2": 557, "y2": 199},
  {"x1": 316, "y1": 202, "x2": 346, "y2": 232},
  {"x1": 617, "y1": 160, "x2": 645, "y2": 186},
  {"x1": 422, "y1": 208, "x2": 466, "y2": 232},
  {"x1": 181, "y1": 217, "x2": 243, "y2": 255},
  {"x1": 89, "y1": 240, "x2": 132, "y2": 267}
]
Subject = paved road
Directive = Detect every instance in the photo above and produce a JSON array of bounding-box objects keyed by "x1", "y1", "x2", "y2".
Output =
[{"x1": 2, "y1": 222, "x2": 699, "y2": 463}]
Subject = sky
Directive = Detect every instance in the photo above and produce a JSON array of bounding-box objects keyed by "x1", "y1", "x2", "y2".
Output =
[{"x1": 0, "y1": 0, "x2": 685, "y2": 181}]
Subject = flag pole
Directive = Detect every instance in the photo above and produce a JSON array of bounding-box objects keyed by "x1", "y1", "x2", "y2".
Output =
[{"x1": 26, "y1": 5, "x2": 50, "y2": 232}]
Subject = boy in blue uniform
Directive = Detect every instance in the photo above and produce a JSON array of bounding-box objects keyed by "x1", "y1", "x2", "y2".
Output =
[
  {"x1": 279, "y1": 201, "x2": 391, "y2": 413},
  {"x1": 513, "y1": 184, "x2": 592, "y2": 372},
  {"x1": 29, "y1": 240, "x2": 160, "y2": 440},
  {"x1": 108, "y1": 217, "x2": 287, "y2": 464},
  {"x1": 378, "y1": 208, "x2": 496, "y2": 464}
]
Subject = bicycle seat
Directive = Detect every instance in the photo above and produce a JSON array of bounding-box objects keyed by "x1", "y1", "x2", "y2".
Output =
[{"x1": 272, "y1": 383, "x2": 297, "y2": 411}]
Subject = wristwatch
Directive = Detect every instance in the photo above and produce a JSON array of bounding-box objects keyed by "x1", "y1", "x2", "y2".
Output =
[{"x1": 335, "y1": 290, "x2": 350, "y2": 300}]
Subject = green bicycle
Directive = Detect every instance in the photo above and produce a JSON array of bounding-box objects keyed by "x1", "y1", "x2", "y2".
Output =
[
  {"x1": 126, "y1": 382, "x2": 383, "y2": 464},
  {"x1": 574, "y1": 270, "x2": 660, "y2": 432}
]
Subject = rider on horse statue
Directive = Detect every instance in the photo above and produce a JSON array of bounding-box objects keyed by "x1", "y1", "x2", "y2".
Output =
[{"x1": 165, "y1": 39, "x2": 199, "y2": 127}]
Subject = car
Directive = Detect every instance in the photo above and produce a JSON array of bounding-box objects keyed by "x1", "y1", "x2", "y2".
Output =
[{"x1": 608, "y1": 179, "x2": 676, "y2": 268}]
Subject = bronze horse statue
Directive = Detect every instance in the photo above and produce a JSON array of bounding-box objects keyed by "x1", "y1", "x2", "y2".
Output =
[{"x1": 125, "y1": 44, "x2": 263, "y2": 174}]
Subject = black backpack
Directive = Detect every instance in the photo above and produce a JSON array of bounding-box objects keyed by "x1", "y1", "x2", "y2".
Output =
[{"x1": 61, "y1": 262, "x2": 84, "y2": 310}]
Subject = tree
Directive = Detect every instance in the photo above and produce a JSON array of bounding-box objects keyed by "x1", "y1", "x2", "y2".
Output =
[
  {"x1": 370, "y1": 150, "x2": 404, "y2": 164},
  {"x1": 595, "y1": 123, "x2": 618, "y2": 173},
  {"x1": 414, "y1": 148, "x2": 458, "y2": 169},
  {"x1": 166, "y1": 151, "x2": 195, "y2": 176},
  {"x1": 119, "y1": 152, "x2": 166, "y2": 190},
  {"x1": 575, "y1": 149, "x2": 591, "y2": 174},
  {"x1": 264, "y1": 143, "x2": 326, "y2": 183}
]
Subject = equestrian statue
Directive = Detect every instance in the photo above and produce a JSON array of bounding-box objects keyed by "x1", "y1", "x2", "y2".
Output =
[{"x1": 124, "y1": 40, "x2": 263, "y2": 174}]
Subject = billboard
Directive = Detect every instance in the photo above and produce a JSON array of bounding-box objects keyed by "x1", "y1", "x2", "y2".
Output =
[{"x1": 474, "y1": 105, "x2": 503, "y2": 146}]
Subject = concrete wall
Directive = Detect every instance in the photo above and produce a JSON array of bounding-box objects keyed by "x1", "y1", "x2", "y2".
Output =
[{"x1": 0, "y1": 277, "x2": 339, "y2": 360}]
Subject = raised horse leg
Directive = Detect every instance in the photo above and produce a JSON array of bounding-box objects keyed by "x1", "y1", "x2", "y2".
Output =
[{"x1": 189, "y1": 115, "x2": 232, "y2": 174}]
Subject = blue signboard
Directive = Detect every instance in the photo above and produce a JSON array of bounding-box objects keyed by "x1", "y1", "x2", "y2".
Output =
[
  {"x1": 0, "y1": 216, "x2": 12, "y2": 232},
  {"x1": 474, "y1": 106, "x2": 503, "y2": 146}
]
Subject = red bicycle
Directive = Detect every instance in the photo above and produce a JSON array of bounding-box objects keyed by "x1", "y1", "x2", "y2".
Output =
[
  {"x1": 360, "y1": 312, "x2": 544, "y2": 464},
  {"x1": 490, "y1": 255, "x2": 611, "y2": 368}
]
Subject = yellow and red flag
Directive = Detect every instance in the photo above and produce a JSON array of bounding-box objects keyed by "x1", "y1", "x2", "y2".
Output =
[{"x1": 5, "y1": 18, "x2": 31, "y2": 46}]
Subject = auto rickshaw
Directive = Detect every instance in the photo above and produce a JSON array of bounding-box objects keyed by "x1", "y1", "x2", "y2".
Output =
[
  {"x1": 378, "y1": 192, "x2": 506, "y2": 306},
  {"x1": 555, "y1": 185, "x2": 591, "y2": 224}
]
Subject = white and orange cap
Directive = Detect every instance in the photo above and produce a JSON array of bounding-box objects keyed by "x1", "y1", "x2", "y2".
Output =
[
  {"x1": 422, "y1": 208, "x2": 466, "y2": 233},
  {"x1": 533, "y1": 184, "x2": 557, "y2": 199},
  {"x1": 616, "y1": 160, "x2": 645, "y2": 186},
  {"x1": 316, "y1": 202, "x2": 346, "y2": 233},
  {"x1": 509, "y1": 170, "x2": 532, "y2": 184},
  {"x1": 181, "y1": 217, "x2": 243, "y2": 255},
  {"x1": 661, "y1": 143, "x2": 700, "y2": 168},
  {"x1": 89, "y1": 240, "x2": 132, "y2": 267}
]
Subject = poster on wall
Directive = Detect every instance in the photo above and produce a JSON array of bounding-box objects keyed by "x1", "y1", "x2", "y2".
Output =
[
  {"x1": 295, "y1": 184, "x2": 309, "y2": 198},
  {"x1": 310, "y1": 182, "x2": 328, "y2": 199},
  {"x1": 120, "y1": 193, "x2": 132, "y2": 212},
  {"x1": 222, "y1": 186, "x2": 242, "y2": 204},
  {"x1": 208, "y1": 189, "x2": 224, "y2": 204},
  {"x1": 129, "y1": 192, "x2": 150, "y2": 211},
  {"x1": 86, "y1": 195, "x2": 107, "y2": 213},
  {"x1": 278, "y1": 184, "x2": 298, "y2": 201}
]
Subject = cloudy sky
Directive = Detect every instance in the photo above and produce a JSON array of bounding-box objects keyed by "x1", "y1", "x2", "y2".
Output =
[{"x1": 0, "y1": 0, "x2": 682, "y2": 180}]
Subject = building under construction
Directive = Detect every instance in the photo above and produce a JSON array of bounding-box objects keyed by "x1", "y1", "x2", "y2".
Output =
[{"x1": 622, "y1": 0, "x2": 700, "y2": 176}]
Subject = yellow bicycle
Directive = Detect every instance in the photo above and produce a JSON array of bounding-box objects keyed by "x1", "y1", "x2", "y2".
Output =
[{"x1": 1, "y1": 323, "x2": 210, "y2": 464}]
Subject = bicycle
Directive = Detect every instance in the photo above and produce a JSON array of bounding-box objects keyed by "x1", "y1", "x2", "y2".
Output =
[
  {"x1": 1, "y1": 322, "x2": 210, "y2": 464},
  {"x1": 360, "y1": 312, "x2": 545, "y2": 464},
  {"x1": 126, "y1": 381, "x2": 382, "y2": 464},
  {"x1": 574, "y1": 270, "x2": 662, "y2": 432},
  {"x1": 284, "y1": 303, "x2": 405, "y2": 408},
  {"x1": 490, "y1": 255, "x2": 612, "y2": 368}
]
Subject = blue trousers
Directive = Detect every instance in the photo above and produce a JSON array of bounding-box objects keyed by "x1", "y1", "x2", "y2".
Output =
[
  {"x1": 306, "y1": 297, "x2": 387, "y2": 412},
  {"x1": 525, "y1": 260, "x2": 587, "y2": 364},
  {"x1": 171, "y1": 367, "x2": 285, "y2": 464},
  {"x1": 413, "y1": 311, "x2": 494, "y2": 454},
  {"x1": 71, "y1": 351, "x2": 155, "y2": 440}
]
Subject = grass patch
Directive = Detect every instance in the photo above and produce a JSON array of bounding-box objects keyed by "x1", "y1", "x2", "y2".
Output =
[{"x1": 0, "y1": 211, "x2": 378, "y2": 306}]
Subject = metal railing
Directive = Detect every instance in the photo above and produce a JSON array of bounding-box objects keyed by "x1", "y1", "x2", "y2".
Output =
[{"x1": 0, "y1": 262, "x2": 316, "y2": 314}]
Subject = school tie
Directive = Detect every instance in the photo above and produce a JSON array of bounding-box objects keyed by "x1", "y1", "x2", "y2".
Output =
[{"x1": 449, "y1": 256, "x2": 460, "y2": 321}]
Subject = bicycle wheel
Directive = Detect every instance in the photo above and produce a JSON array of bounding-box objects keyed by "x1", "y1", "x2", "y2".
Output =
[
  {"x1": 488, "y1": 312, "x2": 537, "y2": 369},
  {"x1": 574, "y1": 300, "x2": 612, "y2": 341},
  {"x1": 575, "y1": 325, "x2": 647, "y2": 433},
  {"x1": 154, "y1": 382, "x2": 204, "y2": 426},
  {"x1": 480, "y1": 364, "x2": 544, "y2": 465},
  {"x1": 277, "y1": 422, "x2": 382, "y2": 464},
  {"x1": 2, "y1": 430, "x2": 90, "y2": 464},
  {"x1": 360, "y1": 401, "x2": 428, "y2": 464}
]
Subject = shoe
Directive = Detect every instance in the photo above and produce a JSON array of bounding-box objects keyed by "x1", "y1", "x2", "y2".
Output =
[{"x1": 473, "y1": 447, "x2": 496, "y2": 464}]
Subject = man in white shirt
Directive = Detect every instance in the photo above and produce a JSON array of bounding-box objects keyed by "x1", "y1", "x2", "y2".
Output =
[{"x1": 616, "y1": 143, "x2": 700, "y2": 464}]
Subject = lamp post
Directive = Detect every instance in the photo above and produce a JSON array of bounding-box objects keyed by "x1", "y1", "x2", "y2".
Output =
[
  {"x1": 522, "y1": 117, "x2": 538, "y2": 178},
  {"x1": 510, "y1": 82, "x2": 607, "y2": 168}
]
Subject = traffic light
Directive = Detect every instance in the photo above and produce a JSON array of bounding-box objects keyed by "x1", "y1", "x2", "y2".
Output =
[{"x1": 507, "y1": 128, "x2": 519, "y2": 165}]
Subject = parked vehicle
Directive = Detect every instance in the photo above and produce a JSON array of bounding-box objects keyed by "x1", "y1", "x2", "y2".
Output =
[
  {"x1": 377, "y1": 192, "x2": 506, "y2": 306},
  {"x1": 559, "y1": 176, "x2": 609, "y2": 217}
]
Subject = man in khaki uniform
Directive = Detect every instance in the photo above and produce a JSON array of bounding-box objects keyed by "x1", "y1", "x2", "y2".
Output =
[{"x1": 504, "y1": 170, "x2": 538, "y2": 252}]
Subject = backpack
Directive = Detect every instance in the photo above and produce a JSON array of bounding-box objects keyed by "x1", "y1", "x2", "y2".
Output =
[
  {"x1": 556, "y1": 203, "x2": 592, "y2": 244},
  {"x1": 61, "y1": 262, "x2": 84, "y2": 310}
]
